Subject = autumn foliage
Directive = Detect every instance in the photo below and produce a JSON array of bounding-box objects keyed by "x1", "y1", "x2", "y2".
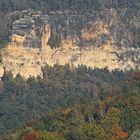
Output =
[
  {"x1": 115, "y1": 131, "x2": 129, "y2": 139},
  {"x1": 24, "y1": 132, "x2": 39, "y2": 140}
]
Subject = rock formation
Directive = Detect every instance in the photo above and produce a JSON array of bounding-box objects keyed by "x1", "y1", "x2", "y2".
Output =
[
  {"x1": 0, "y1": 10, "x2": 140, "y2": 79},
  {"x1": 0, "y1": 65, "x2": 4, "y2": 79}
]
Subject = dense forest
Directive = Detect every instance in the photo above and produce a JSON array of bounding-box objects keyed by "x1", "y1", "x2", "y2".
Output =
[
  {"x1": 0, "y1": 65, "x2": 139, "y2": 140},
  {"x1": 0, "y1": 0, "x2": 139, "y2": 12}
]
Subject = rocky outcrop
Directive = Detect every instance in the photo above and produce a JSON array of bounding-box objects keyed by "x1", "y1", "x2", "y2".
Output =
[
  {"x1": 0, "y1": 9, "x2": 140, "y2": 79},
  {"x1": 1, "y1": 45, "x2": 42, "y2": 79},
  {"x1": 0, "y1": 65, "x2": 4, "y2": 79},
  {"x1": 10, "y1": 10, "x2": 50, "y2": 48}
]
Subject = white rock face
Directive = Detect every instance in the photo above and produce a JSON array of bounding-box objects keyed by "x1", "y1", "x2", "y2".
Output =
[
  {"x1": 0, "y1": 41, "x2": 139, "y2": 79},
  {"x1": 0, "y1": 10, "x2": 140, "y2": 79},
  {"x1": 1, "y1": 45, "x2": 42, "y2": 79},
  {"x1": 0, "y1": 65, "x2": 4, "y2": 79}
]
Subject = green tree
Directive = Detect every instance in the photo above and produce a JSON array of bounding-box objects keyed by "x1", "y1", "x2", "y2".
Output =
[
  {"x1": 39, "y1": 131, "x2": 64, "y2": 140},
  {"x1": 82, "y1": 123, "x2": 105, "y2": 140},
  {"x1": 129, "y1": 130, "x2": 140, "y2": 140},
  {"x1": 101, "y1": 107, "x2": 122, "y2": 137}
]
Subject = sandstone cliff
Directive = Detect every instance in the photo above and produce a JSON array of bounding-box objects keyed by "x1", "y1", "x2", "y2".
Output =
[{"x1": 0, "y1": 10, "x2": 140, "y2": 79}]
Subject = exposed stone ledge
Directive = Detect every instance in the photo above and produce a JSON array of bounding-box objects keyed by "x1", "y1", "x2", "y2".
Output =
[
  {"x1": 0, "y1": 10, "x2": 139, "y2": 79},
  {"x1": 0, "y1": 64, "x2": 4, "y2": 79},
  {"x1": 0, "y1": 42, "x2": 139, "y2": 79}
]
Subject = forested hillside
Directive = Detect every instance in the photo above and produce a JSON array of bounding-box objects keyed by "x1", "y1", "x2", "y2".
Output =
[
  {"x1": 0, "y1": 0, "x2": 139, "y2": 12},
  {"x1": 0, "y1": 65, "x2": 140, "y2": 139}
]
